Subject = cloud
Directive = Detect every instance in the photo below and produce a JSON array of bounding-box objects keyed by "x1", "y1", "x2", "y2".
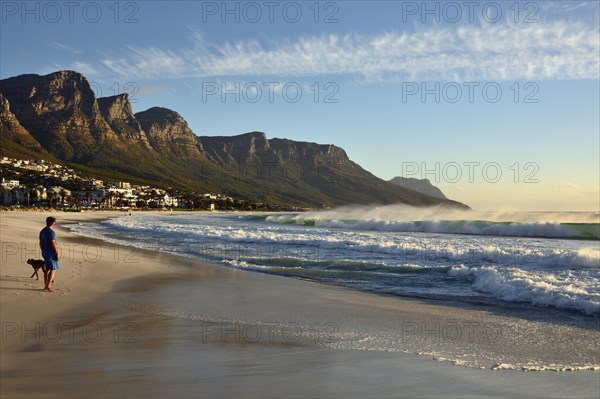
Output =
[
  {"x1": 66, "y1": 21, "x2": 599, "y2": 82},
  {"x1": 40, "y1": 62, "x2": 100, "y2": 77},
  {"x1": 540, "y1": 1, "x2": 598, "y2": 13},
  {"x1": 48, "y1": 40, "x2": 82, "y2": 54}
]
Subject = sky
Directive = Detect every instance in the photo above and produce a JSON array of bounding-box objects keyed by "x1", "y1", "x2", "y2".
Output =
[{"x1": 1, "y1": 0, "x2": 599, "y2": 211}]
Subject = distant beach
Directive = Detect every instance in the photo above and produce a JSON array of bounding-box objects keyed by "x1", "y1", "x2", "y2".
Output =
[{"x1": 1, "y1": 212, "x2": 598, "y2": 398}]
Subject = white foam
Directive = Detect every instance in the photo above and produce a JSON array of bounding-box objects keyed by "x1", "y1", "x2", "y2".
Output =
[
  {"x1": 449, "y1": 265, "x2": 600, "y2": 314},
  {"x1": 267, "y1": 214, "x2": 599, "y2": 239}
]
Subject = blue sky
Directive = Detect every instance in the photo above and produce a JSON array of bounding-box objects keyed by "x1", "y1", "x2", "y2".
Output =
[{"x1": 1, "y1": 1, "x2": 599, "y2": 210}]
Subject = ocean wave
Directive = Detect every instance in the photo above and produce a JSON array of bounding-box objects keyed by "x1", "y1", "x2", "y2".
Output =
[
  {"x1": 449, "y1": 265, "x2": 600, "y2": 315},
  {"x1": 266, "y1": 215, "x2": 599, "y2": 240},
  {"x1": 79, "y1": 216, "x2": 600, "y2": 271},
  {"x1": 69, "y1": 214, "x2": 600, "y2": 316}
]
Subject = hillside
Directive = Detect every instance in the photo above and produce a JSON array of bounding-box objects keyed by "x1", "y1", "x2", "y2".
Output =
[
  {"x1": 0, "y1": 71, "x2": 468, "y2": 209},
  {"x1": 388, "y1": 177, "x2": 447, "y2": 199}
]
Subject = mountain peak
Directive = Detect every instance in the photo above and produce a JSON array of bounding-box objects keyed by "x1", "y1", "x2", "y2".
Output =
[
  {"x1": 46, "y1": 70, "x2": 87, "y2": 80},
  {"x1": 389, "y1": 176, "x2": 447, "y2": 199},
  {"x1": 2, "y1": 70, "x2": 86, "y2": 82},
  {"x1": 238, "y1": 131, "x2": 268, "y2": 140},
  {"x1": 0, "y1": 70, "x2": 114, "y2": 160},
  {"x1": 98, "y1": 93, "x2": 148, "y2": 146},
  {"x1": 98, "y1": 93, "x2": 132, "y2": 113},
  {"x1": 99, "y1": 92, "x2": 130, "y2": 101},
  {"x1": 134, "y1": 107, "x2": 203, "y2": 159},
  {"x1": 136, "y1": 106, "x2": 183, "y2": 123}
]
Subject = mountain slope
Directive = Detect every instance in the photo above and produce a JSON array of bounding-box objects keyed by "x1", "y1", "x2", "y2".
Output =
[
  {"x1": 98, "y1": 94, "x2": 152, "y2": 148},
  {"x1": 389, "y1": 177, "x2": 447, "y2": 199},
  {"x1": 0, "y1": 71, "x2": 468, "y2": 208},
  {"x1": 0, "y1": 71, "x2": 116, "y2": 160},
  {"x1": 0, "y1": 92, "x2": 54, "y2": 159}
]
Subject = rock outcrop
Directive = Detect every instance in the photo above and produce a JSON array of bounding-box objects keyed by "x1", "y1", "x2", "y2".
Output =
[
  {"x1": 97, "y1": 94, "x2": 151, "y2": 148},
  {"x1": 0, "y1": 93, "x2": 44, "y2": 152},
  {"x1": 389, "y1": 177, "x2": 447, "y2": 199},
  {"x1": 135, "y1": 107, "x2": 204, "y2": 159},
  {"x1": 0, "y1": 71, "x2": 115, "y2": 160}
]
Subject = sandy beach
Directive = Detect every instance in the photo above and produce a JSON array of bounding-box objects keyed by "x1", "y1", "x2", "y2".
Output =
[{"x1": 1, "y1": 211, "x2": 598, "y2": 398}]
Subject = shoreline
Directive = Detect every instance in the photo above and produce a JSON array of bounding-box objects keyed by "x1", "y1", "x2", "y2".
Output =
[{"x1": 1, "y1": 212, "x2": 599, "y2": 398}]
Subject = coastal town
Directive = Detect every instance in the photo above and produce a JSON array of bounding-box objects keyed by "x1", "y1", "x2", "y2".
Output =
[{"x1": 0, "y1": 156, "x2": 296, "y2": 211}]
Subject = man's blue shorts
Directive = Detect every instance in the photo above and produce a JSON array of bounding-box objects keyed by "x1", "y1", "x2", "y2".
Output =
[{"x1": 44, "y1": 257, "x2": 60, "y2": 271}]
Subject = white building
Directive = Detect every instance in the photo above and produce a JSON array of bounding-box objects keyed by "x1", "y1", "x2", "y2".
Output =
[
  {"x1": 1, "y1": 178, "x2": 20, "y2": 188},
  {"x1": 161, "y1": 194, "x2": 178, "y2": 207}
]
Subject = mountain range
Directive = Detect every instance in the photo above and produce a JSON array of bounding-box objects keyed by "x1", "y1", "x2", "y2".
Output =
[
  {"x1": 388, "y1": 177, "x2": 447, "y2": 199},
  {"x1": 0, "y1": 71, "x2": 467, "y2": 208}
]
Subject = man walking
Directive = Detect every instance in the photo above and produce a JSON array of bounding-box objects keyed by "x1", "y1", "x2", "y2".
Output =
[{"x1": 39, "y1": 216, "x2": 60, "y2": 292}]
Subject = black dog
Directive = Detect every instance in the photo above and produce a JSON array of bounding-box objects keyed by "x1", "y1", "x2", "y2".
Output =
[{"x1": 27, "y1": 259, "x2": 47, "y2": 280}]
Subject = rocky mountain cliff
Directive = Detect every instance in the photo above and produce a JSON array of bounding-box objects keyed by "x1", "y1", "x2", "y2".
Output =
[
  {"x1": 0, "y1": 71, "x2": 116, "y2": 160},
  {"x1": 0, "y1": 93, "x2": 48, "y2": 156},
  {"x1": 388, "y1": 177, "x2": 447, "y2": 199},
  {"x1": 0, "y1": 71, "x2": 467, "y2": 208},
  {"x1": 98, "y1": 94, "x2": 151, "y2": 148},
  {"x1": 135, "y1": 107, "x2": 204, "y2": 159}
]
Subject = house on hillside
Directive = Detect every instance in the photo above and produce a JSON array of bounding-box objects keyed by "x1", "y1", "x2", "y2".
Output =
[{"x1": 1, "y1": 178, "x2": 20, "y2": 188}]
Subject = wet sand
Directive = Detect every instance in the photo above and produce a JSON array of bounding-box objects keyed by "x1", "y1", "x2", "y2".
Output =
[{"x1": 1, "y1": 211, "x2": 598, "y2": 398}]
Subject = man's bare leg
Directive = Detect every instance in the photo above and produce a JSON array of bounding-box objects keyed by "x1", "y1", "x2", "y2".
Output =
[{"x1": 45, "y1": 270, "x2": 56, "y2": 292}]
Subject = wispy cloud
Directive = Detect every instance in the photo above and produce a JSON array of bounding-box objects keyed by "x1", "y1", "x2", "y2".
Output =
[
  {"x1": 540, "y1": 1, "x2": 598, "y2": 13},
  {"x1": 65, "y1": 21, "x2": 599, "y2": 82},
  {"x1": 40, "y1": 62, "x2": 100, "y2": 77},
  {"x1": 48, "y1": 40, "x2": 82, "y2": 54}
]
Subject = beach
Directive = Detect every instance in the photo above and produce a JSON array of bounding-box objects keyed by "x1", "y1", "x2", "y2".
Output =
[{"x1": 1, "y1": 211, "x2": 599, "y2": 398}]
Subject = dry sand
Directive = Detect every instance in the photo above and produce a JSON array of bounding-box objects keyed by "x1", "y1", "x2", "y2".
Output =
[{"x1": 1, "y1": 211, "x2": 598, "y2": 398}]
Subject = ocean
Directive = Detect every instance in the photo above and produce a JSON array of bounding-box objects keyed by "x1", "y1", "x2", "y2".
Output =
[{"x1": 69, "y1": 206, "x2": 600, "y2": 316}]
